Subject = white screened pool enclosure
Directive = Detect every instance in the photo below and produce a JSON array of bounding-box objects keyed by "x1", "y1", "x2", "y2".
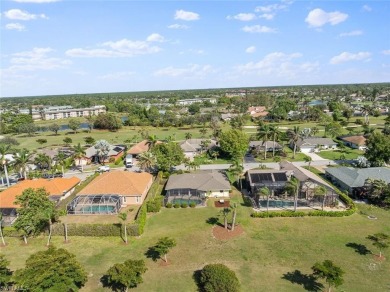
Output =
[{"x1": 67, "y1": 195, "x2": 121, "y2": 215}]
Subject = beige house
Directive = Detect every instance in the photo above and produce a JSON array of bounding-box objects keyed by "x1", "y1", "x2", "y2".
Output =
[{"x1": 78, "y1": 171, "x2": 153, "y2": 206}]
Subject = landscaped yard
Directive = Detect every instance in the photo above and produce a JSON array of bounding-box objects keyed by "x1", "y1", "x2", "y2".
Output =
[
  {"x1": 2, "y1": 193, "x2": 389, "y2": 291},
  {"x1": 317, "y1": 149, "x2": 364, "y2": 160}
]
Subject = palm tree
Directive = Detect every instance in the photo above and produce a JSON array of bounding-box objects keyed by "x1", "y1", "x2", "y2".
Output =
[
  {"x1": 259, "y1": 187, "x2": 271, "y2": 212},
  {"x1": 34, "y1": 153, "x2": 52, "y2": 172},
  {"x1": 0, "y1": 144, "x2": 11, "y2": 187},
  {"x1": 287, "y1": 126, "x2": 301, "y2": 159},
  {"x1": 146, "y1": 135, "x2": 158, "y2": 151},
  {"x1": 94, "y1": 140, "x2": 111, "y2": 165},
  {"x1": 269, "y1": 125, "x2": 280, "y2": 157},
  {"x1": 185, "y1": 132, "x2": 192, "y2": 140},
  {"x1": 285, "y1": 177, "x2": 300, "y2": 212},
  {"x1": 230, "y1": 203, "x2": 238, "y2": 231},
  {"x1": 304, "y1": 156, "x2": 313, "y2": 170},
  {"x1": 361, "y1": 104, "x2": 371, "y2": 124},
  {"x1": 0, "y1": 213, "x2": 6, "y2": 246},
  {"x1": 14, "y1": 149, "x2": 32, "y2": 179},
  {"x1": 311, "y1": 126, "x2": 319, "y2": 137},
  {"x1": 72, "y1": 143, "x2": 86, "y2": 172},
  {"x1": 54, "y1": 152, "x2": 67, "y2": 176},
  {"x1": 313, "y1": 185, "x2": 327, "y2": 210},
  {"x1": 221, "y1": 208, "x2": 231, "y2": 230},
  {"x1": 184, "y1": 159, "x2": 200, "y2": 171},
  {"x1": 118, "y1": 212, "x2": 128, "y2": 244},
  {"x1": 257, "y1": 124, "x2": 271, "y2": 160},
  {"x1": 229, "y1": 159, "x2": 244, "y2": 190},
  {"x1": 137, "y1": 151, "x2": 156, "y2": 172}
]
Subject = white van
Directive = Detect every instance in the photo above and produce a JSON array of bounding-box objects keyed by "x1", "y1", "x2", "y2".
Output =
[{"x1": 125, "y1": 154, "x2": 133, "y2": 168}]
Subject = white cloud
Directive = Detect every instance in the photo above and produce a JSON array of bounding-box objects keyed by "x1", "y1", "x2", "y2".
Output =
[
  {"x1": 227, "y1": 13, "x2": 256, "y2": 21},
  {"x1": 362, "y1": 5, "x2": 372, "y2": 12},
  {"x1": 339, "y1": 30, "x2": 363, "y2": 37},
  {"x1": 255, "y1": 4, "x2": 287, "y2": 13},
  {"x1": 154, "y1": 64, "x2": 213, "y2": 78},
  {"x1": 259, "y1": 13, "x2": 275, "y2": 20},
  {"x1": 305, "y1": 8, "x2": 348, "y2": 27},
  {"x1": 5, "y1": 23, "x2": 26, "y2": 31},
  {"x1": 382, "y1": 50, "x2": 390, "y2": 55},
  {"x1": 330, "y1": 52, "x2": 371, "y2": 64},
  {"x1": 167, "y1": 23, "x2": 189, "y2": 29},
  {"x1": 146, "y1": 33, "x2": 165, "y2": 42},
  {"x1": 13, "y1": 0, "x2": 60, "y2": 2},
  {"x1": 235, "y1": 52, "x2": 319, "y2": 79},
  {"x1": 98, "y1": 71, "x2": 135, "y2": 80},
  {"x1": 66, "y1": 38, "x2": 161, "y2": 58},
  {"x1": 4, "y1": 9, "x2": 48, "y2": 20},
  {"x1": 174, "y1": 10, "x2": 199, "y2": 21},
  {"x1": 242, "y1": 25, "x2": 276, "y2": 33},
  {"x1": 245, "y1": 46, "x2": 256, "y2": 53},
  {"x1": 6, "y1": 47, "x2": 71, "y2": 72}
]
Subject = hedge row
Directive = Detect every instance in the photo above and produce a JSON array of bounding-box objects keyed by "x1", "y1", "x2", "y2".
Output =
[
  {"x1": 2, "y1": 223, "x2": 141, "y2": 237},
  {"x1": 136, "y1": 203, "x2": 147, "y2": 235},
  {"x1": 252, "y1": 191, "x2": 356, "y2": 218}
]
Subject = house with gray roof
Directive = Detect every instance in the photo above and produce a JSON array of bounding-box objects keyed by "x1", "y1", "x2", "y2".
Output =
[
  {"x1": 165, "y1": 170, "x2": 231, "y2": 205},
  {"x1": 290, "y1": 137, "x2": 337, "y2": 153},
  {"x1": 325, "y1": 167, "x2": 390, "y2": 195},
  {"x1": 76, "y1": 144, "x2": 125, "y2": 166},
  {"x1": 249, "y1": 140, "x2": 283, "y2": 153},
  {"x1": 179, "y1": 139, "x2": 217, "y2": 160}
]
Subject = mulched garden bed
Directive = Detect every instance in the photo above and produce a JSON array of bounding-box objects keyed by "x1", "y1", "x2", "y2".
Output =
[
  {"x1": 212, "y1": 225, "x2": 244, "y2": 240},
  {"x1": 214, "y1": 200, "x2": 230, "y2": 208}
]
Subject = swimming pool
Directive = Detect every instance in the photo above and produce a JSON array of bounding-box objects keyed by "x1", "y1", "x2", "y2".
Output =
[
  {"x1": 80, "y1": 205, "x2": 116, "y2": 214},
  {"x1": 171, "y1": 199, "x2": 202, "y2": 205},
  {"x1": 258, "y1": 200, "x2": 295, "y2": 208}
]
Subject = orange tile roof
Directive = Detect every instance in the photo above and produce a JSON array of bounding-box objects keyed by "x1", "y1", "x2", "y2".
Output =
[
  {"x1": 78, "y1": 171, "x2": 153, "y2": 196},
  {"x1": 0, "y1": 177, "x2": 80, "y2": 209},
  {"x1": 127, "y1": 140, "x2": 162, "y2": 155}
]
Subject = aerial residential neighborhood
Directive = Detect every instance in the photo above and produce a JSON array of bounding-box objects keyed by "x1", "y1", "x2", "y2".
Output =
[{"x1": 1, "y1": 0, "x2": 390, "y2": 291}]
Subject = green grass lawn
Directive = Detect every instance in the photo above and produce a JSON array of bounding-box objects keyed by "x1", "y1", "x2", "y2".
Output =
[
  {"x1": 317, "y1": 149, "x2": 364, "y2": 160},
  {"x1": 2, "y1": 194, "x2": 390, "y2": 292}
]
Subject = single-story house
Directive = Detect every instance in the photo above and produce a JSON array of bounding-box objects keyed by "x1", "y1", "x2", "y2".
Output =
[
  {"x1": 291, "y1": 137, "x2": 337, "y2": 153},
  {"x1": 325, "y1": 167, "x2": 390, "y2": 195},
  {"x1": 165, "y1": 170, "x2": 231, "y2": 205},
  {"x1": 180, "y1": 139, "x2": 217, "y2": 160},
  {"x1": 77, "y1": 144, "x2": 125, "y2": 165},
  {"x1": 0, "y1": 177, "x2": 80, "y2": 225},
  {"x1": 246, "y1": 169, "x2": 288, "y2": 195},
  {"x1": 220, "y1": 113, "x2": 238, "y2": 121},
  {"x1": 249, "y1": 140, "x2": 283, "y2": 153},
  {"x1": 247, "y1": 106, "x2": 269, "y2": 119},
  {"x1": 339, "y1": 135, "x2": 367, "y2": 151},
  {"x1": 77, "y1": 171, "x2": 153, "y2": 207},
  {"x1": 127, "y1": 140, "x2": 162, "y2": 157}
]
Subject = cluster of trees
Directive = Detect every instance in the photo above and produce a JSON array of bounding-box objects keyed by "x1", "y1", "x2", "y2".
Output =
[
  {"x1": 364, "y1": 132, "x2": 390, "y2": 166},
  {"x1": 362, "y1": 178, "x2": 390, "y2": 207}
]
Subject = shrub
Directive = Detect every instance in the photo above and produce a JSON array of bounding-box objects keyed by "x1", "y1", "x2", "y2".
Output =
[
  {"x1": 147, "y1": 197, "x2": 162, "y2": 213},
  {"x1": 0, "y1": 137, "x2": 19, "y2": 146},
  {"x1": 189, "y1": 202, "x2": 196, "y2": 208},
  {"x1": 50, "y1": 223, "x2": 140, "y2": 237},
  {"x1": 173, "y1": 203, "x2": 180, "y2": 209},
  {"x1": 181, "y1": 203, "x2": 188, "y2": 208},
  {"x1": 136, "y1": 204, "x2": 147, "y2": 235},
  {"x1": 36, "y1": 138, "x2": 47, "y2": 145},
  {"x1": 109, "y1": 157, "x2": 115, "y2": 163},
  {"x1": 166, "y1": 203, "x2": 173, "y2": 208},
  {"x1": 198, "y1": 264, "x2": 240, "y2": 292}
]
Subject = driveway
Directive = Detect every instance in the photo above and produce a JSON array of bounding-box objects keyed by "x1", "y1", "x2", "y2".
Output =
[
  {"x1": 244, "y1": 153, "x2": 257, "y2": 163},
  {"x1": 303, "y1": 152, "x2": 327, "y2": 161}
]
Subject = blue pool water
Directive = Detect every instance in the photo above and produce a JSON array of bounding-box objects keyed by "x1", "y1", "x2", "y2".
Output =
[
  {"x1": 259, "y1": 200, "x2": 295, "y2": 208},
  {"x1": 80, "y1": 205, "x2": 116, "y2": 213}
]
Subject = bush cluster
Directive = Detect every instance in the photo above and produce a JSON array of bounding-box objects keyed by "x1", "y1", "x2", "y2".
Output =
[
  {"x1": 251, "y1": 211, "x2": 306, "y2": 218},
  {"x1": 173, "y1": 203, "x2": 180, "y2": 208},
  {"x1": 146, "y1": 196, "x2": 163, "y2": 213},
  {"x1": 198, "y1": 264, "x2": 240, "y2": 292},
  {"x1": 136, "y1": 204, "x2": 147, "y2": 235},
  {"x1": 165, "y1": 203, "x2": 173, "y2": 208}
]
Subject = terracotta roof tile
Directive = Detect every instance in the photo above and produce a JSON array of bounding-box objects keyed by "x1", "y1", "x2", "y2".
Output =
[
  {"x1": 0, "y1": 177, "x2": 80, "y2": 208},
  {"x1": 78, "y1": 171, "x2": 153, "y2": 196}
]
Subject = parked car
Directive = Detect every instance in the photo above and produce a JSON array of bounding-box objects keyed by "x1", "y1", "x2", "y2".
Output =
[{"x1": 96, "y1": 165, "x2": 110, "y2": 173}]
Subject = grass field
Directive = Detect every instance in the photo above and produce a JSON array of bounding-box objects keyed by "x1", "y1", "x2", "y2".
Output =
[
  {"x1": 317, "y1": 149, "x2": 364, "y2": 160},
  {"x1": 2, "y1": 193, "x2": 390, "y2": 292}
]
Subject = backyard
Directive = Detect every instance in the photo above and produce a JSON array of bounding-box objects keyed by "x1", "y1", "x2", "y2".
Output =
[{"x1": 2, "y1": 194, "x2": 389, "y2": 291}]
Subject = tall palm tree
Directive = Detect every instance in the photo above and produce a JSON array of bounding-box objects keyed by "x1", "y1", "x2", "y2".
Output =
[
  {"x1": 14, "y1": 149, "x2": 32, "y2": 179},
  {"x1": 311, "y1": 126, "x2": 319, "y2": 137},
  {"x1": 118, "y1": 212, "x2": 128, "y2": 244},
  {"x1": 137, "y1": 151, "x2": 156, "y2": 172},
  {"x1": 72, "y1": 143, "x2": 86, "y2": 172},
  {"x1": 269, "y1": 125, "x2": 280, "y2": 157},
  {"x1": 361, "y1": 104, "x2": 371, "y2": 124},
  {"x1": 146, "y1": 135, "x2": 158, "y2": 151},
  {"x1": 184, "y1": 132, "x2": 192, "y2": 140},
  {"x1": 257, "y1": 124, "x2": 271, "y2": 160},
  {"x1": 0, "y1": 144, "x2": 11, "y2": 187},
  {"x1": 221, "y1": 208, "x2": 231, "y2": 230},
  {"x1": 285, "y1": 177, "x2": 300, "y2": 212},
  {"x1": 230, "y1": 203, "x2": 238, "y2": 231},
  {"x1": 34, "y1": 153, "x2": 52, "y2": 171},
  {"x1": 54, "y1": 152, "x2": 67, "y2": 176},
  {"x1": 313, "y1": 185, "x2": 327, "y2": 210},
  {"x1": 229, "y1": 159, "x2": 244, "y2": 190},
  {"x1": 287, "y1": 126, "x2": 301, "y2": 159}
]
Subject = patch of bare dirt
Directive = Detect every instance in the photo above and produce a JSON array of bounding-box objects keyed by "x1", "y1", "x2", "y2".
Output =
[
  {"x1": 214, "y1": 200, "x2": 230, "y2": 208},
  {"x1": 212, "y1": 225, "x2": 244, "y2": 240}
]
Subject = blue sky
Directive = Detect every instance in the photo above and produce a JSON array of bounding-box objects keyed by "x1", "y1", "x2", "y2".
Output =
[{"x1": 1, "y1": 0, "x2": 389, "y2": 97}]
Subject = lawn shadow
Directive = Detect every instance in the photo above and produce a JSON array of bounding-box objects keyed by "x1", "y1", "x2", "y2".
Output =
[
  {"x1": 192, "y1": 269, "x2": 203, "y2": 292},
  {"x1": 144, "y1": 246, "x2": 160, "y2": 262},
  {"x1": 346, "y1": 242, "x2": 372, "y2": 255},
  {"x1": 100, "y1": 274, "x2": 123, "y2": 291},
  {"x1": 206, "y1": 217, "x2": 224, "y2": 227},
  {"x1": 282, "y1": 270, "x2": 324, "y2": 292}
]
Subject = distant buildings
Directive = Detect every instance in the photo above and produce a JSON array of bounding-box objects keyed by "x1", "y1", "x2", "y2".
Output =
[{"x1": 177, "y1": 98, "x2": 217, "y2": 106}]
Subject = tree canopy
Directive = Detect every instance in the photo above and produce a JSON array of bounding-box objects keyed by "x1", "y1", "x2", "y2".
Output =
[
  {"x1": 311, "y1": 260, "x2": 344, "y2": 292},
  {"x1": 102, "y1": 259, "x2": 147, "y2": 291},
  {"x1": 219, "y1": 129, "x2": 249, "y2": 159},
  {"x1": 365, "y1": 132, "x2": 390, "y2": 166},
  {"x1": 198, "y1": 263, "x2": 240, "y2": 292},
  {"x1": 0, "y1": 255, "x2": 12, "y2": 289},
  {"x1": 14, "y1": 246, "x2": 87, "y2": 291},
  {"x1": 153, "y1": 237, "x2": 176, "y2": 262},
  {"x1": 152, "y1": 142, "x2": 184, "y2": 172}
]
